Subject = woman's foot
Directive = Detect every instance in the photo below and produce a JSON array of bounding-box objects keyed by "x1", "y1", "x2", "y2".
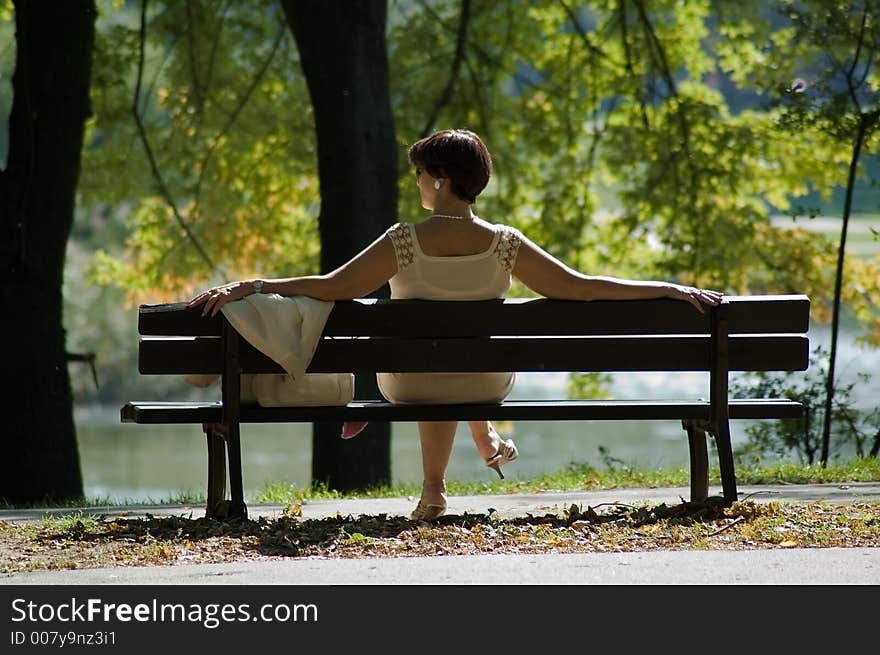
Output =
[
  {"x1": 471, "y1": 422, "x2": 519, "y2": 479},
  {"x1": 472, "y1": 422, "x2": 503, "y2": 460},
  {"x1": 485, "y1": 438, "x2": 518, "y2": 479},
  {"x1": 411, "y1": 481, "x2": 447, "y2": 521},
  {"x1": 410, "y1": 500, "x2": 446, "y2": 521}
]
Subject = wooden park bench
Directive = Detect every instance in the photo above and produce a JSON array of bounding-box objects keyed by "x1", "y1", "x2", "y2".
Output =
[{"x1": 121, "y1": 294, "x2": 810, "y2": 520}]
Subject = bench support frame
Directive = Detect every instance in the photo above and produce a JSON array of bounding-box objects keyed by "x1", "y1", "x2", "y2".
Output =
[
  {"x1": 682, "y1": 419, "x2": 710, "y2": 502},
  {"x1": 201, "y1": 305, "x2": 742, "y2": 520},
  {"x1": 203, "y1": 423, "x2": 228, "y2": 519},
  {"x1": 709, "y1": 304, "x2": 738, "y2": 505},
  {"x1": 220, "y1": 321, "x2": 248, "y2": 520}
]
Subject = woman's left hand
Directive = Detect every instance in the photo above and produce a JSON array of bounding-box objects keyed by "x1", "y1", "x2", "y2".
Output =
[
  {"x1": 188, "y1": 281, "x2": 250, "y2": 317},
  {"x1": 667, "y1": 284, "x2": 723, "y2": 313}
]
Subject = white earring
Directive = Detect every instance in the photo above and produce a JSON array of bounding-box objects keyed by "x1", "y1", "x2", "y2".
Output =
[{"x1": 434, "y1": 180, "x2": 441, "y2": 190}]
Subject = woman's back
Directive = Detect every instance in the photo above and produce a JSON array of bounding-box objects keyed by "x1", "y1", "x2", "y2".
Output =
[{"x1": 386, "y1": 217, "x2": 522, "y2": 301}]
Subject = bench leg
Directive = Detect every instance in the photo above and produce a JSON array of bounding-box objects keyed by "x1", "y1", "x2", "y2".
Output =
[
  {"x1": 712, "y1": 418, "x2": 739, "y2": 506},
  {"x1": 225, "y1": 421, "x2": 248, "y2": 520},
  {"x1": 203, "y1": 423, "x2": 228, "y2": 520},
  {"x1": 682, "y1": 419, "x2": 709, "y2": 502}
]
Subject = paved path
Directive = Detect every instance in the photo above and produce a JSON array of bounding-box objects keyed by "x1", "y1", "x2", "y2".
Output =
[
  {"x1": 2, "y1": 482, "x2": 879, "y2": 585},
  {"x1": 5, "y1": 547, "x2": 879, "y2": 585},
  {"x1": 4, "y1": 482, "x2": 879, "y2": 524}
]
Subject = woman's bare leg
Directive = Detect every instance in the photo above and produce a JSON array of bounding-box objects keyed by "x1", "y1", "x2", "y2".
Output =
[
  {"x1": 468, "y1": 420, "x2": 502, "y2": 461},
  {"x1": 468, "y1": 421, "x2": 518, "y2": 479},
  {"x1": 417, "y1": 421, "x2": 458, "y2": 507}
]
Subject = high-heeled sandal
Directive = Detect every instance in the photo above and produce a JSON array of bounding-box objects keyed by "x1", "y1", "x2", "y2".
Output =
[
  {"x1": 485, "y1": 438, "x2": 518, "y2": 479},
  {"x1": 410, "y1": 500, "x2": 446, "y2": 521}
]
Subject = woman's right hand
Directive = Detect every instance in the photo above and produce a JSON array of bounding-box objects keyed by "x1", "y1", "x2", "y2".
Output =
[{"x1": 187, "y1": 281, "x2": 252, "y2": 317}]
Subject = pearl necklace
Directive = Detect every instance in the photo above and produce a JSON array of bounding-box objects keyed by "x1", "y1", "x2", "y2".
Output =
[{"x1": 430, "y1": 213, "x2": 473, "y2": 220}]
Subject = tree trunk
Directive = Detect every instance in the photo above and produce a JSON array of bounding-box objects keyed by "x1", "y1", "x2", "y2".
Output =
[
  {"x1": 0, "y1": 0, "x2": 95, "y2": 504},
  {"x1": 820, "y1": 118, "x2": 866, "y2": 465},
  {"x1": 281, "y1": 0, "x2": 397, "y2": 491}
]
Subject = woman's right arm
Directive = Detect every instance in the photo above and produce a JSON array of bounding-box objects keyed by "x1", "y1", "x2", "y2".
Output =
[
  {"x1": 261, "y1": 232, "x2": 397, "y2": 300},
  {"x1": 512, "y1": 233, "x2": 722, "y2": 312},
  {"x1": 189, "y1": 233, "x2": 398, "y2": 316}
]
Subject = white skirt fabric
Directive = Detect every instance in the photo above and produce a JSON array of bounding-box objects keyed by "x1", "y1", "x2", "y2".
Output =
[
  {"x1": 242, "y1": 373, "x2": 354, "y2": 407},
  {"x1": 376, "y1": 372, "x2": 515, "y2": 405}
]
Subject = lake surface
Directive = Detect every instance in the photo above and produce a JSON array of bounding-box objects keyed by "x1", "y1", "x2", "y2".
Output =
[{"x1": 74, "y1": 323, "x2": 879, "y2": 503}]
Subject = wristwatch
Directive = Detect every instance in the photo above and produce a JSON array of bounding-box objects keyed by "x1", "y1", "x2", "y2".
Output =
[{"x1": 252, "y1": 279, "x2": 264, "y2": 294}]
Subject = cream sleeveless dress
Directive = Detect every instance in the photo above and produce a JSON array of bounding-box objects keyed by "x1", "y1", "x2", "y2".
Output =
[{"x1": 376, "y1": 221, "x2": 523, "y2": 404}]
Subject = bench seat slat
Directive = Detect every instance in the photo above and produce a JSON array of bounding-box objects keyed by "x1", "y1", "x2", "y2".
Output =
[
  {"x1": 121, "y1": 398, "x2": 804, "y2": 424},
  {"x1": 139, "y1": 334, "x2": 809, "y2": 374},
  {"x1": 138, "y1": 295, "x2": 810, "y2": 338}
]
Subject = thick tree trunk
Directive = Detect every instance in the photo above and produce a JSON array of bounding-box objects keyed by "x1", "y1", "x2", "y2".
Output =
[
  {"x1": 281, "y1": 0, "x2": 397, "y2": 491},
  {"x1": 0, "y1": 0, "x2": 95, "y2": 503}
]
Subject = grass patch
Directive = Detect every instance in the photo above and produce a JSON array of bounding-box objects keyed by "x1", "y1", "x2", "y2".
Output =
[
  {"x1": 0, "y1": 490, "x2": 205, "y2": 511},
  {"x1": 4, "y1": 457, "x2": 879, "y2": 510},
  {"x1": 735, "y1": 458, "x2": 880, "y2": 485},
  {"x1": 250, "y1": 456, "x2": 880, "y2": 505}
]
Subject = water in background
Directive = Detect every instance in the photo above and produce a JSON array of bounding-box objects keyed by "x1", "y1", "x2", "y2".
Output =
[{"x1": 75, "y1": 323, "x2": 879, "y2": 503}]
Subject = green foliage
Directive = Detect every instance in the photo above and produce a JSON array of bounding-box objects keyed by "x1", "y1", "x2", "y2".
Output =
[
  {"x1": 771, "y1": 1, "x2": 880, "y2": 136},
  {"x1": 0, "y1": 9, "x2": 13, "y2": 170},
  {"x1": 387, "y1": 1, "x2": 876, "y2": 321},
  {"x1": 756, "y1": 0, "x2": 880, "y2": 345},
  {"x1": 566, "y1": 372, "x2": 613, "y2": 400},
  {"x1": 83, "y1": 1, "x2": 877, "y2": 298},
  {"x1": 732, "y1": 347, "x2": 880, "y2": 465}
]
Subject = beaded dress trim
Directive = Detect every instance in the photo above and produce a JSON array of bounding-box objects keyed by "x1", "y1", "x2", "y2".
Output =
[
  {"x1": 494, "y1": 227, "x2": 521, "y2": 272},
  {"x1": 386, "y1": 222, "x2": 521, "y2": 272},
  {"x1": 387, "y1": 223, "x2": 415, "y2": 269}
]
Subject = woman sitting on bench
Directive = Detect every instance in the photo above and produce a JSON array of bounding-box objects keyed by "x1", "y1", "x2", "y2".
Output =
[{"x1": 189, "y1": 128, "x2": 722, "y2": 521}]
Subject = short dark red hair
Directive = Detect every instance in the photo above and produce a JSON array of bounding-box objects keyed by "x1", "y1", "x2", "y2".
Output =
[{"x1": 408, "y1": 129, "x2": 492, "y2": 203}]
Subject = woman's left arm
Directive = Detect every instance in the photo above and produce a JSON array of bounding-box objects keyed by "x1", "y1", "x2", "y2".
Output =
[
  {"x1": 188, "y1": 232, "x2": 398, "y2": 316},
  {"x1": 512, "y1": 233, "x2": 722, "y2": 312}
]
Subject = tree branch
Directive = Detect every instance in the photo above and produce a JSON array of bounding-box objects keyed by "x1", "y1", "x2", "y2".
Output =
[
  {"x1": 419, "y1": 0, "x2": 471, "y2": 138},
  {"x1": 632, "y1": 1, "x2": 678, "y2": 102},
  {"x1": 185, "y1": 0, "x2": 204, "y2": 113},
  {"x1": 558, "y1": 0, "x2": 607, "y2": 60},
  {"x1": 633, "y1": 0, "x2": 703, "y2": 274},
  {"x1": 844, "y1": 3, "x2": 869, "y2": 113},
  {"x1": 192, "y1": 25, "x2": 286, "y2": 212},
  {"x1": 416, "y1": 0, "x2": 535, "y2": 94},
  {"x1": 202, "y1": 0, "x2": 234, "y2": 105},
  {"x1": 857, "y1": 47, "x2": 875, "y2": 88},
  {"x1": 463, "y1": 52, "x2": 491, "y2": 139},
  {"x1": 136, "y1": 4, "x2": 183, "y2": 120},
  {"x1": 618, "y1": 0, "x2": 649, "y2": 128},
  {"x1": 846, "y1": 3, "x2": 868, "y2": 81},
  {"x1": 132, "y1": 0, "x2": 219, "y2": 274}
]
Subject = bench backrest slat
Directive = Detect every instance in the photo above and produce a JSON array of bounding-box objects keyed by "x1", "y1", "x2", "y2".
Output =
[
  {"x1": 137, "y1": 295, "x2": 810, "y2": 377},
  {"x1": 139, "y1": 334, "x2": 809, "y2": 374},
  {"x1": 138, "y1": 295, "x2": 810, "y2": 338}
]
